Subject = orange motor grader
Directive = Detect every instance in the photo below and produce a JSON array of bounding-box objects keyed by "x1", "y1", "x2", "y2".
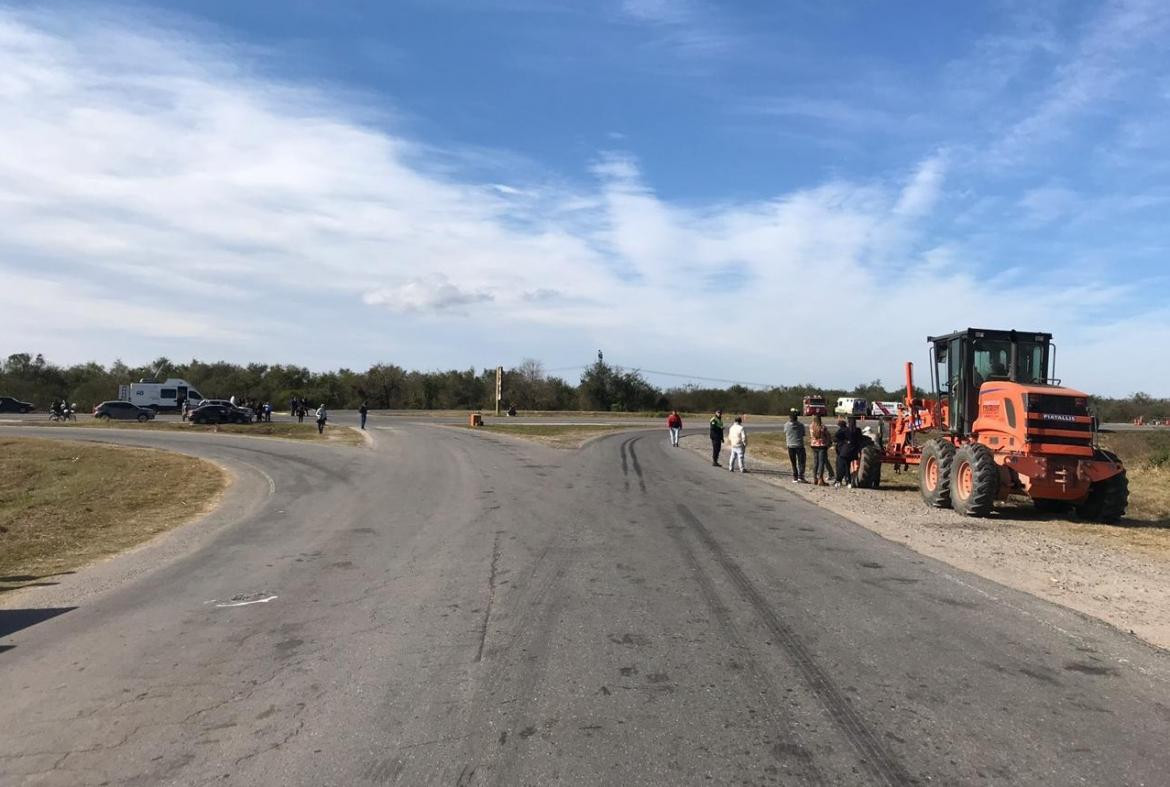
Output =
[{"x1": 861, "y1": 328, "x2": 1128, "y2": 521}]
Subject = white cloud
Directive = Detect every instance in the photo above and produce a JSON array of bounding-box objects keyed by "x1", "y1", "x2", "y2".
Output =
[
  {"x1": 363, "y1": 275, "x2": 493, "y2": 313},
  {"x1": 0, "y1": 9, "x2": 1164, "y2": 395}
]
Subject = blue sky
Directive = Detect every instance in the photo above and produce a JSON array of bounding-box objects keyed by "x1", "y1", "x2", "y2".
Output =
[{"x1": 1, "y1": 0, "x2": 1168, "y2": 395}]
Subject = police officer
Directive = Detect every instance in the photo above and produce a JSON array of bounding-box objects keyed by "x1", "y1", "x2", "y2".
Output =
[{"x1": 709, "y1": 409, "x2": 724, "y2": 466}]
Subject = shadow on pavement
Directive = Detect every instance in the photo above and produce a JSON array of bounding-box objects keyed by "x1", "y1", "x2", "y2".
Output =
[
  {"x1": 0, "y1": 571, "x2": 76, "y2": 594},
  {"x1": 0, "y1": 607, "x2": 76, "y2": 640}
]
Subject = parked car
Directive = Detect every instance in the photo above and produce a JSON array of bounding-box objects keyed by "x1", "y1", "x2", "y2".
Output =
[
  {"x1": 0, "y1": 396, "x2": 35, "y2": 413},
  {"x1": 93, "y1": 401, "x2": 156, "y2": 422},
  {"x1": 189, "y1": 403, "x2": 252, "y2": 425}
]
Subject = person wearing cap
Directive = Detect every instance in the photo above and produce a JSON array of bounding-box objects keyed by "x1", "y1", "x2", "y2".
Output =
[
  {"x1": 709, "y1": 409, "x2": 724, "y2": 466},
  {"x1": 783, "y1": 409, "x2": 807, "y2": 483}
]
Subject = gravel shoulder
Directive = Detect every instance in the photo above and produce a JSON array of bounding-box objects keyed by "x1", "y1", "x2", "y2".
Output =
[{"x1": 684, "y1": 434, "x2": 1170, "y2": 651}]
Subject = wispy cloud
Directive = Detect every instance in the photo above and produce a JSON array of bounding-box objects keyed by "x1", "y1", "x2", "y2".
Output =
[{"x1": 0, "y1": 8, "x2": 1164, "y2": 394}]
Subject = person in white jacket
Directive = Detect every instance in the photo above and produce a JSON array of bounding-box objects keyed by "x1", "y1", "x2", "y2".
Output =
[
  {"x1": 315, "y1": 403, "x2": 328, "y2": 434},
  {"x1": 727, "y1": 415, "x2": 748, "y2": 473}
]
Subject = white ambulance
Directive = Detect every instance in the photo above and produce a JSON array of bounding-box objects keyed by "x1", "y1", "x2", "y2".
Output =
[{"x1": 117, "y1": 378, "x2": 207, "y2": 412}]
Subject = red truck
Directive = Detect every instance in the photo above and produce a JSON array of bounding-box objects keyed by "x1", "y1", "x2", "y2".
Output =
[{"x1": 802, "y1": 395, "x2": 828, "y2": 416}]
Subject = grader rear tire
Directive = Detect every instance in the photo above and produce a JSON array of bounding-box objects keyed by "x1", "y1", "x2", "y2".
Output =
[
  {"x1": 919, "y1": 439, "x2": 955, "y2": 508},
  {"x1": 950, "y1": 443, "x2": 999, "y2": 517},
  {"x1": 855, "y1": 443, "x2": 882, "y2": 489}
]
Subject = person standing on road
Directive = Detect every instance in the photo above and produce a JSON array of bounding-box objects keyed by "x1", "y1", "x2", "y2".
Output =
[
  {"x1": 833, "y1": 416, "x2": 862, "y2": 488},
  {"x1": 709, "y1": 409, "x2": 724, "y2": 466},
  {"x1": 666, "y1": 410, "x2": 682, "y2": 447},
  {"x1": 359, "y1": 401, "x2": 369, "y2": 430},
  {"x1": 315, "y1": 403, "x2": 328, "y2": 434},
  {"x1": 727, "y1": 415, "x2": 748, "y2": 473},
  {"x1": 809, "y1": 414, "x2": 834, "y2": 485},
  {"x1": 784, "y1": 409, "x2": 807, "y2": 483}
]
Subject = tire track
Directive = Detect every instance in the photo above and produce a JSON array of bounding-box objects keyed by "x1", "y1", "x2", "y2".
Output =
[
  {"x1": 661, "y1": 520, "x2": 827, "y2": 785},
  {"x1": 675, "y1": 503, "x2": 913, "y2": 787},
  {"x1": 626, "y1": 437, "x2": 647, "y2": 494}
]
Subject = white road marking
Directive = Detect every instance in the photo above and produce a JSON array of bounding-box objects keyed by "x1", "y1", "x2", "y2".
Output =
[{"x1": 212, "y1": 595, "x2": 278, "y2": 608}]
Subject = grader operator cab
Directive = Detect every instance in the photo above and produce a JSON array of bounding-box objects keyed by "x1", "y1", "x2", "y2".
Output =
[{"x1": 865, "y1": 329, "x2": 1127, "y2": 522}]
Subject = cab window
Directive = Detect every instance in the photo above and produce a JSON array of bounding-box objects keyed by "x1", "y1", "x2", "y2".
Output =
[
  {"x1": 161, "y1": 388, "x2": 177, "y2": 399},
  {"x1": 972, "y1": 340, "x2": 1011, "y2": 383}
]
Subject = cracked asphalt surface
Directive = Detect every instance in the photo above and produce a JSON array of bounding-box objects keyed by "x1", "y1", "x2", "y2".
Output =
[{"x1": 2, "y1": 422, "x2": 1169, "y2": 785}]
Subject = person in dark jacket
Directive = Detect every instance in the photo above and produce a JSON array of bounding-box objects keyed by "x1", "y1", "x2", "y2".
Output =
[
  {"x1": 833, "y1": 416, "x2": 862, "y2": 488},
  {"x1": 709, "y1": 409, "x2": 724, "y2": 466},
  {"x1": 359, "y1": 401, "x2": 369, "y2": 430}
]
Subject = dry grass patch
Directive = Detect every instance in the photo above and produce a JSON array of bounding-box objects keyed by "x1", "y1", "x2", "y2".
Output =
[
  {"x1": 21, "y1": 419, "x2": 364, "y2": 445},
  {"x1": 477, "y1": 423, "x2": 642, "y2": 448},
  {"x1": 0, "y1": 436, "x2": 227, "y2": 591}
]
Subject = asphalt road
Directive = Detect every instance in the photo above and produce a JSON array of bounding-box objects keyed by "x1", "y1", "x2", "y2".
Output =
[{"x1": 2, "y1": 423, "x2": 1168, "y2": 785}]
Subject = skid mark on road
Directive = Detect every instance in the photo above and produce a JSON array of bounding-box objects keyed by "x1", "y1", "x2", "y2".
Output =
[
  {"x1": 675, "y1": 503, "x2": 912, "y2": 787},
  {"x1": 626, "y1": 438, "x2": 647, "y2": 493},
  {"x1": 664, "y1": 516, "x2": 827, "y2": 785},
  {"x1": 476, "y1": 531, "x2": 504, "y2": 663}
]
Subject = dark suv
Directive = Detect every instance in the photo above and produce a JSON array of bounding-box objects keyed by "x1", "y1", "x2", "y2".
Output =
[
  {"x1": 94, "y1": 401, "x2": 156, "y2": 422},
  {"x1": 0, "y1": 396, "x2": 35, "y2": 413}
]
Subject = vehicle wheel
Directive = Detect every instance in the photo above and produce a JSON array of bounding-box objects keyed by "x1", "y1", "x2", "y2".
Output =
[
  {"x1": 919, "y1": 438, "x2": 956, "y2": 508},
  {"x1": 855, "y1": 443, "x2": 882, "y2": 489},
  {"x1": 1076, "y1": 471, "x2": 1128, "y2": 524},
  {"x1": 97, "y1": 413, "x2": 110, "y2": 421},
  {"x1": 1033, "y1": 498, "x2": 1072, "y2": 515},
  {"x1": 950, "y1": 443, "x2": 998, "y2": 517},
  {"x1": 137, "y1": 413, "x2": 149, "y2": 422}
]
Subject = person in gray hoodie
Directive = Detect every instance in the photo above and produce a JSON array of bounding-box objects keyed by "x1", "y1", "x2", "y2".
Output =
[{"x1": 783, "y1": 409, "x2": 807, "y2": 483}]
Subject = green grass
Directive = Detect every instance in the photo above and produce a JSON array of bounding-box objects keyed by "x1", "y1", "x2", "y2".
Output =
[{"x1": 0, "y1": 436, "x2": 226, "y2": 590}]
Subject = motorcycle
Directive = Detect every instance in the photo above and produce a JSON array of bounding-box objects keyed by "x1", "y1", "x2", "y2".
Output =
[{"x1": 49, "y1": 404, "x2": 77, "y2": 422}]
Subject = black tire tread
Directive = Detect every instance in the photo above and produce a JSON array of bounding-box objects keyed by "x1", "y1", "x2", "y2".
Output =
[
  {"x1": 856, "y1": 444, "x2": 882, "y2": 489},
  {"x1": 1076, "y1": 471, "x2": 1128, "y2": 524},
  {"x1": 919, "y1": 438, "x2": 956, "y2": 508},
  {"x1": 951, "y1": 443, "x2": 999, "y2": 517}
]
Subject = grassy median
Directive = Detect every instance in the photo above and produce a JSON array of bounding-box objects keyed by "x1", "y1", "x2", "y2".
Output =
[
  {"x1": 477, "y1": 423, "x2": 642, "y2": 448},
  {"x1": 16, "y1": 419, "x2": 365, "y2": 445},
  {"x1": 0, "y1": 436, "x2": 227, "y2": 591}
]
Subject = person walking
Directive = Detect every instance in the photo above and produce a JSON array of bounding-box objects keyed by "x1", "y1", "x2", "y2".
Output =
[
  {"x1": 709, "y1": 409, "x2": 724, "y2": 466},
  {"x1": 784, "y1": 409, "x2": 807, "y2": 483},
  {"x1": 359, "y1": 401, "x2": 369, "y2": 430},
  {"x1": 727, "y1": 415, "x2": 748, "y2": 473},
  {"x1": 809, "y1": 414, "x2": 834, "y2": 485},
  {"x1": 296, "y1": 403, "x2": 305, "y2": 424},
  {"x1": 666, "y1": 410, "x2": 683, "y2": 447},
  {"x1": 315, "y1": 403, "x2": 328, "y2": 435},
  {"x1": 833, "y1": 416, "x2": 862, "y2": 488}
]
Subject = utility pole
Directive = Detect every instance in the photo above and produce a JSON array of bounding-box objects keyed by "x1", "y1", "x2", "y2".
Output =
[{"x1": 495, "y1": 366, "x2": 503, "y2": 416}]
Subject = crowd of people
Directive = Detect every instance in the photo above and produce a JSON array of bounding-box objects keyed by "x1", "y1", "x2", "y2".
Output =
[{"x1": 670, "y1": 408, "x2": 868, "y2": 488}]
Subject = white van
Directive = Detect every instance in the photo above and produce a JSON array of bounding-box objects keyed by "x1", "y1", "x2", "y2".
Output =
[
  {"x1": 835, "y1": 397, "x2": 868, "y2": 416},
  {"x1": 869, "y1": 400, "x2": 903, "y2": 417},
  {"x1": 117, "y1": 378, "x2": 207, "y2": 412}
]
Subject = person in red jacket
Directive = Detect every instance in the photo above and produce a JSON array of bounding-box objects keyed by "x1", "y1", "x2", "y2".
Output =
[{"x1": 666, "y1": 410, "x2": 683, "y2": 447}]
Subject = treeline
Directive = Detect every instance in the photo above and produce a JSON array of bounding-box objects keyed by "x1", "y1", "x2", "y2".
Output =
[{"x1": 1, "y1": 352, "x2": 1166, "y2": 421}]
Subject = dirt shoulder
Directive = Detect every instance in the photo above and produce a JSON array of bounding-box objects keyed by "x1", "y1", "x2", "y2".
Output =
[
  {"x1": 0, "y1": 436, "x2": 228, "y2": 594},
  {"x1": 685, "y1": 433, "x2": 1170, "y2": 651}
]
